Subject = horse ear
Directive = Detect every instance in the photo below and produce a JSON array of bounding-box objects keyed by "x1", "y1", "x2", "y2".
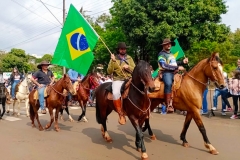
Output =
[
  {"x1": 63, "y1": 74, "x2": 67, "y2": 78},
  {"x1": 210, "y1": 52, "x2": 219, "y2": 61}
]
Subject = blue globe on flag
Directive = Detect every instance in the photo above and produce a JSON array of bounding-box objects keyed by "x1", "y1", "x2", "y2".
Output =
[{"x1": 70, "y1": 33, "x2": 89, "y2": 51}]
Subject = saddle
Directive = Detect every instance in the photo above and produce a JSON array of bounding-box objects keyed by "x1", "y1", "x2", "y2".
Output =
[
  {"x1": 148, "y1": 73, "x2": 183, "y2": 99},
  {"x1": 106, "y1": 78, "x2": 132, "y2": 100},
  {"x1": 33, "y1": 86, "x2": 51, "y2": 100}
]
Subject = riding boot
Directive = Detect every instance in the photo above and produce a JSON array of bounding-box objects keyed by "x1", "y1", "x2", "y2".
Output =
[
  {"x1": 113, "y1": 98, "x2": 126, "y2": 125},
  {"x1": 164, "y1": 93, "x2": 174, "y2": 113}
]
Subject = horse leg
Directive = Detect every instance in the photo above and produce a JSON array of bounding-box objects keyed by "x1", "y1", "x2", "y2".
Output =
[
  {"x1": 65, "y1": 106, "x2": 74, "y2": 122},
  {"x1": 192, "y1": 111, "x2": 219, "y2": 155},
  {"x1": 130, "y1": 118, "x2": 148, "y2": 160},
  {"x1": 29, "y1": 103, "x2": 36, "y2": 128},
  {"x1": 6, "y1": 102, "x2": 10, "y2": 114},
  {"x1": 12, "y1": 100, "x2": 16, "y2": 116},
  {"x1": 180, "y1": 112, "x2": 192, "y2": 147},
  {"x1": 142, "y1": 118, "x2": 156, "y2": 140},
  {"x1": 45, "y1": 108, "x2": 54, "y2": 130},
  {"x1": 101, "y1": 118, "x2": 112, "y2": 143},
  {"x1": 54, "y1": 108, "x2": 60, "y2": 132},
  {"x1": 78, "y1": 101, "x2": 87, "y2": 122},
  {"x1": 17, "y1": 100, "x2": 21, "y2": 116},
  {"x1": 25, "y1": 99, "x2": 29, "y2": 117},
  {"x1": 1, "y1": 98, "x2": 6, "y2": 118},
  {"x1": 32, "y1": 104, "x2": 43, "y2": 131},
  {"x1": 59, "y1": 108, "x2": 64, "y2": 121}
]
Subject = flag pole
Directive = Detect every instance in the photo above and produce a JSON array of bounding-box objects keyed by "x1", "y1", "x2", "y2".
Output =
[
  {"x1": 99, "y1": 37, "x2": 128, "y2": 78},
  {"x1": 62, "y1": 0, "x2": 66, "y2": 74}
]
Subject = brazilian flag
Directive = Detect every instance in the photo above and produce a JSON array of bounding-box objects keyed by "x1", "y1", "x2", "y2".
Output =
[
  {"x1": 52, "y1": 4, "x2": 99, "y2": 75},
  {"x1": 171, "y1": 39, "x2": 185, "y2": 60}
]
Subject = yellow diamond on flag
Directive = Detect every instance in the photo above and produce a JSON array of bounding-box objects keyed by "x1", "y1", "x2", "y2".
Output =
[
  {"x1": 173, "y1": 51, "x2": 179, "y2": 58},
  {"x1": 66, "y1": 27, "x2": 91, "y2": 60}
]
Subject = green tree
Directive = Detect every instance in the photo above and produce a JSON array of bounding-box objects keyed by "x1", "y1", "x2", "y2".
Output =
[
  {"x1": 110, "y1": 0, "x2": 230, "y2": 61},
  {"x1": 1, "y1": 48, "x2": 30, "y2": 72},
  {"x1": 230, "y1": 28, "x2": 240, "y2": 57}
]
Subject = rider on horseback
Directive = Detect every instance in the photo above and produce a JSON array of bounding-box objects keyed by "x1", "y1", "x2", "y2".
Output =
[
  {"x1": 158, "y1": 38, "x2": 188, "y2": 112},
  {"x1": 31, "y1": 61, "x2": 55, "y2": 114},
  {"x1": 107, "y1": 42, "x2": 135, "y2": 125}
]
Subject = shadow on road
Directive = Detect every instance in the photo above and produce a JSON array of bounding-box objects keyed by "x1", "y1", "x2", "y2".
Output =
[{"x1": 82, "y1": 127, "x2": 139, "y2": 159}]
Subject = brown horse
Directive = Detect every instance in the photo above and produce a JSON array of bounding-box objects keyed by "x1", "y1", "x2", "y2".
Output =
[
  {"x1": 29, "y1": 74, "x2": 75, "y2": 131},
  {"x1": 95, "y1": 60, "x2": 155, "y2": 160},
  {"x1": 60, "y1": 72, "x2": 99, "y2": 122},
  {"x1": 146, "y1": 53, "x2": 224, "y2": 154}
]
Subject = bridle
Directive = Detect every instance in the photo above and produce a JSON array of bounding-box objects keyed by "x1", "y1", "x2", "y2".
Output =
[
  {"x1": 49, "y1": 78, "x2": 71, "y2": 97},
  {"x1": 80, "y1": 75, "x2": 99, "y2": 91},
  {"x1": 186, "y1": 61, "x2": 220, "y2": 86}
]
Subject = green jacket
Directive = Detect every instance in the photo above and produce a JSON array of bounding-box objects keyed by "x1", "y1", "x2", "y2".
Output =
[{"x1": 107, "y1": 54, "x2": 135, "y2": 80}]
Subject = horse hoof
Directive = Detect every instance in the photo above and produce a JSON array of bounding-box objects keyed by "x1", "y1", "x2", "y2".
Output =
[
  {"x1": 55, "y1": 128, "x2": 60, "y2": 132},
  {"x1": 6, "y1": 110, "x2": 9, "y2": 114},
  {"x1": 69, "y1": 119, "x2": 74, "y2": 122},
  {"x1": 39, "y1": 127, "x2": 44, "y2": 131},
  {"x1": 210, "y1": 150, "x2": 219, "y2": 155},
  {"x1": 141, "y1": 153, "x2": 149, "y2": 160},
  {"x1": 32, "y1": 124, "x2": 36, "y2": 128},
  {"x1": 45, "y1": 125, "x2": 50, "y2": 130},
  {"x1": 182, "y1": 142, "x2": 189, "y2": 147},
  {"x1": 106, "y1": 138, "x2": 113, "y2": 143},
  {"x1": 150, "y1": 135, "x2": 156, "y2": 140}
]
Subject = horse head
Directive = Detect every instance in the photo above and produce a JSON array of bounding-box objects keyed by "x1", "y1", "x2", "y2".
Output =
[
  {"x1": 89, "y1": 72, "x2": 100, "y2": 89},
  {"x1": 132, "y1": 60, "x2": 155, "y2": 92},
  {"x1": 61, "y1": 74, "x2": 76, "y2": 95},
  {"x1": 205, "y1": 52, "x2": 225, "y2": 89}
]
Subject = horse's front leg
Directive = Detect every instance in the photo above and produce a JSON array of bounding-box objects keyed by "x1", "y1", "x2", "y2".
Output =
[
  {"x1": 25, "y1": 98, "x2": 29, "y2": 117},
  {"x1": 17, "y1": 99, "x2": 21, "y2": 116},
  {"x1": 78, "y1": 100, "x2": 87, "y2": 122},
  {"x1": 142, "y1": 118, "x2": 156, "y2": 140},
  {"x1": 45, "y1": 107, "x2": 54, "y2": 130},
  {"x1": 180, "y1": 112, "x2": 192, "y2": 147},
  {"x1": 54, "y1": 107, "x2": 61, "y2": 132},
  {"x1": 129, "y1": 117, "x2": 149, "y2": 160},
  {"x1": 192, "y1": 110, "x2": 219, "y2": 155}
]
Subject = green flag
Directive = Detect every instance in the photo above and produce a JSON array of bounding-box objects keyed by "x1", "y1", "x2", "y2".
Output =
[
  {"x1": 51, "y1": 4, "x2": 99, "y2": 75},
  {"x1": 152, "y1": 68, "x2": 159, "y2": 78},
  {"x1": 170, "y1": 39, "x2": 184, "y2": 60}
]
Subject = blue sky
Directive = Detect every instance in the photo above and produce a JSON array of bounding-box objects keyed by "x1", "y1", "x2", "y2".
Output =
[{"x1": 0, "y1": 0, "x2": 239, "y2": 57}]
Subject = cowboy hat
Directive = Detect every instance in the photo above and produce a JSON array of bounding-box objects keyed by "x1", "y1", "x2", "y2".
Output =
[
  {"x1": 116, "y1": 42, "x2": 129, "y2": 49},
  {"x1": 160, "y1": 38, "x2": 175, "y2": 46},
  {"x1": 37, "y1": 61, "x2": 51, "y2": 69}
]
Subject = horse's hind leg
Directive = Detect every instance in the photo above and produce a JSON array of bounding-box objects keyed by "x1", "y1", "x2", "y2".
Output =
[
  {"x1": 192, "y1": 111, "x2": 219, "y2": 155},
  {"x1": 78, "y1": 101, "x2": 87, "y2": 122},
  {"x1": 59, "y1": 108, "x2": 64, "y2": 121},
  {"x1": 180, "y1": 112, "x2": 192, "y2": 147},
  {"x1": 45, "y1": 108, "x2": 54, "y2": 130}
]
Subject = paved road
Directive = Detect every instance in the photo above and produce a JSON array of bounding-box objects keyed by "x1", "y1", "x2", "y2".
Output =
[{"x1": 0, "y1": 102, "x2": 239, "y2": 160}]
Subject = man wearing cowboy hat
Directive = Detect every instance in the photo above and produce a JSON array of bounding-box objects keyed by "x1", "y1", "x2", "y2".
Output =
[
  {"x1": 31, "y1": 61, "x2": 55, "y2": 114},
  {"x1": 107, "y1": 42, "x2": 135, "y2": 125},
  {"x1": 158, "y1": 38, "x2": 188, "y2": 113}
]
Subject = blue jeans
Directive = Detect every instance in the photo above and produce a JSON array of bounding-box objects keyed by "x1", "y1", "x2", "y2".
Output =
[
  {"x1": 202, "y1": 89, "x2": 208, "y2": 113},
  {"x1": 11, "y1": 80, "x2": 20, "y2": 98},
  {"x1": 213, "y1": 88, "x2": 231, "y2": 111},
  {"x1": 38, "y1": 85, "x2": 46, "y2": 110},
  {"x1": 162, "y1": 72, "x2": 174, "y2": 94}
]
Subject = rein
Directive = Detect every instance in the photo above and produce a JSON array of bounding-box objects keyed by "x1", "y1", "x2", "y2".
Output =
[
  {"x1": 50, "y1": 85, "x2": 65, "y2": 97},
  {"x1": 186, "y1": 73, "x2": 208, "y2": 86},
  {"x1": 127, "y1": 82, "x2": 151, "y2": 114}
]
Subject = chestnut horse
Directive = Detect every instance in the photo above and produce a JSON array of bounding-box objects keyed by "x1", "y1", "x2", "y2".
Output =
[
  {"x1": 146, "y1": 53, "x2": 224, "y2": 155},
  {"x1": 59, "y1": 72, "x2": 99, "y2": 122},
  {"x1": 29, "y1": 74, "x2": 75, "y2": 131},
  {"x1": 95, "y1": 60, "x2": 155, "y2": 160}
]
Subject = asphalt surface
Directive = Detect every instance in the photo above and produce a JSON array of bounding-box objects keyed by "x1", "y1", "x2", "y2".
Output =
[{"x1": 0, "y1": 99, "x2": 239, "y2": 160}]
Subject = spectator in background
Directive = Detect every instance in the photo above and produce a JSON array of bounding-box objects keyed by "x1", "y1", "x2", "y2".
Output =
[
  {"x1": 201, "y1": 80, "x2": 210, "y2": 115},
  {"x1": 212, "y1": 71, "x2": 232, "y2": 116},
  {"x1": 9, "y1": 66, "x2": 23, "y2": 100}
]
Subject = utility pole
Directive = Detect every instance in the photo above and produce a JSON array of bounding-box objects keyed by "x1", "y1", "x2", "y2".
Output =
[{"x1": 62, "y1": 0, "x2": 66, "y2": 74}]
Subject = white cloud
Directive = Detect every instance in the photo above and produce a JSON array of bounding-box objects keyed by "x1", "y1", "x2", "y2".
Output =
[{"x1": 0, "y1": 0, "x2": 238, "y2": 58}]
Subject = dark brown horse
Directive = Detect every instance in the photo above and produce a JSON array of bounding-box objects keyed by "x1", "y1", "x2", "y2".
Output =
[
  {"x1": 146, "y1": 53, "x2": 224, "y2": 154},
  {"x1": 95, "y1": 60, "x2": 155, "y2": 160},
  {"x1": 60, "y1": 72, "x2": 99, "y2": 122},
  {"x1": 29, "y1": 74, "x2": 75, "y2": 131}
]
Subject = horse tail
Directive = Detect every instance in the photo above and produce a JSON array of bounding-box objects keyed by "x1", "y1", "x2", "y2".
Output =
[
  {"x1": 95, "y1": 100, "x2": 102, "y2": 124},
  {"x1": 29, "y1": 102, "x2": 35, "y2": 120}
]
